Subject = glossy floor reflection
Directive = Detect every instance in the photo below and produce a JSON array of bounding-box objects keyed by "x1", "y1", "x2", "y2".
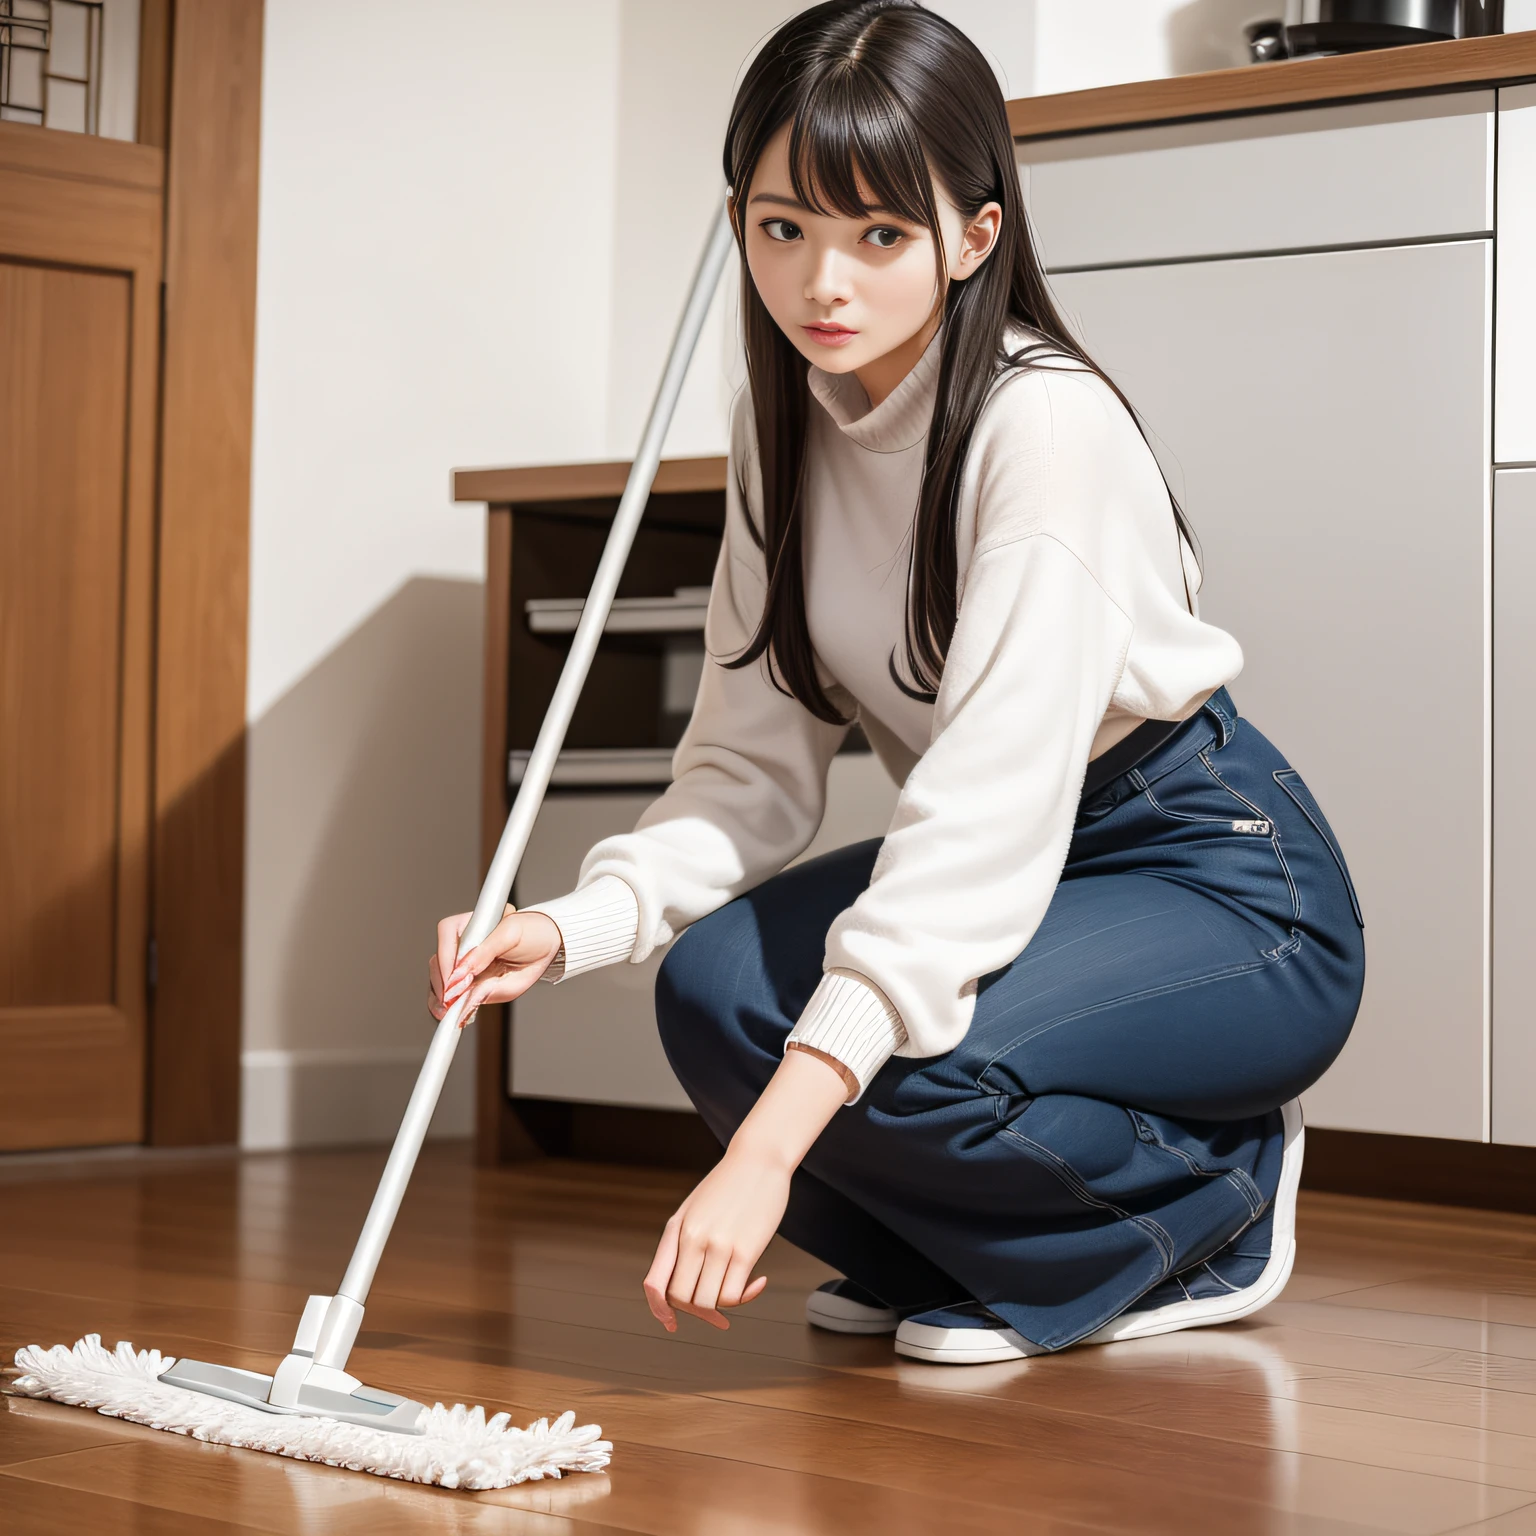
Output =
[{"x1": 4, "y1": 1142, "x2": 1536, "y2": 1533}]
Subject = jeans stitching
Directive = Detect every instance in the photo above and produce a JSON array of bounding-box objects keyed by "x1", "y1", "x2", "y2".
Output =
[
  {"x1": 1130, "y1": 1112, "x2": 1266, "y2": 1223},
  {"x1": 977, "y1": 955, "x2": 1269, "y2": 1090},
  {"x1": 1132, "y1": 1110, "x2": 1256, "y2": 1195},
  {"x1": 1138, "y1": 782, "x2": 1241, "y2": 825},
  {"x1": 1127, "y1": 757, "x2": 1301, "y2": 959},
  {"x1": 1226, "y1": 1169, "x2": 1264, "y2": 1222},
  {"x1": 1272, "y1": 769, "x2": 1366, "y2": 928},
  {"x1": 1200, "y1": 1261, "x2": 1241, "y2": 1295},
  {"x1": 999, "y1": 1123, "x2": 1175, "y2": 1267},
  {"x1": 1229, "y1": 1166, "x2": 1266, "y2": 1216},
  {"x1": 1198, "y1": 749, "x2": 1303, "y2": 949}
]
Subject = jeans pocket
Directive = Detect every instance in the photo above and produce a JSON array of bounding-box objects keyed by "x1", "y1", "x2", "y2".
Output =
[{"x1": 1272, "y1": 770, "x2": 1364, "y2": 928}]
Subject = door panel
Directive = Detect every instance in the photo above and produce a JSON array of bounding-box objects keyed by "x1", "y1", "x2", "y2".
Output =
[
  {"x1": 1053, "y1": 240, "x2": 1492, "y2": 1140},
  {"x1": 0, "y1": 123, "x2": 163, "y2": 1149},
  {"x1": 1, "y1": 262, "x2": 130, "y2": 1007}
]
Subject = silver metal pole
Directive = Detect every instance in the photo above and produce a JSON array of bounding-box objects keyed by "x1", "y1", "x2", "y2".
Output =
[{"x1": 334, "y1": 200, "x2": 736, "y2": 1311}]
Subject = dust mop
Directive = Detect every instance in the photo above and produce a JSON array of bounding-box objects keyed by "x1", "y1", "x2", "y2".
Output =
[{"x1": 7, "y1": 200, "x2": 738, "y2": 1490}]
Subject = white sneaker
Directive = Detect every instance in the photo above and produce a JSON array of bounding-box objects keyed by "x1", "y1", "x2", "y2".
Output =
[
  {"x1": 1081, "y1": 1097, "x2": 1304, "y2": 1345},
  {"x1": 894, "y1": 1100, "x2": 1304, "y2": 1365},
  {"x1": 805, "y1": 1279, "x2": 901, "y2": 1335},
  {"x1": 893, "y1": 1301, "x2": 1043, "y2": 1363}
]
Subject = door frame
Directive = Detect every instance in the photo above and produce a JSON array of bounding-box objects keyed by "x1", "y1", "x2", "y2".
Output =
[{"x1": 142, "y1": 0, "x2": 263, "y2": 1145}]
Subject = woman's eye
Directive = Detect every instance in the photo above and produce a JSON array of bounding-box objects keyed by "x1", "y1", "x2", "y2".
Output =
[
  {"x1": 761, "y1": 219, "x2": 802, "y2": 243},
  {"x1": 863, "y1": 226, "x2": 904, "y2": 250}
]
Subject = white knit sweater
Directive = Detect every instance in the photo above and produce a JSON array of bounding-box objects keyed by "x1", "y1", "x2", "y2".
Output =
[{"x1": 527, "y1": 330, "x2": 1243, "y2": 1100}]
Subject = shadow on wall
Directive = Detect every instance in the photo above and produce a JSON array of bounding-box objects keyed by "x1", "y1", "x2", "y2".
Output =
[
  {"x1": 1167, "y1": 0, "x2": 1263, "y2": 74},
  {"x1": 243, "y1": 577, "x2": 485, "y2": 1151}
]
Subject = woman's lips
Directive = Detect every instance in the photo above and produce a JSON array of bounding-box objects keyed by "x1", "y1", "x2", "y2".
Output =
[{"x1": 803, "y1": 324, "x2": 857, "y2": 348}]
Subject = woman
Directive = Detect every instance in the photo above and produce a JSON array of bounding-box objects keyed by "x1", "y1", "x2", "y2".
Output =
[{"x1": 431, "y1": 0, "x2": 1365, "y2": 1364}]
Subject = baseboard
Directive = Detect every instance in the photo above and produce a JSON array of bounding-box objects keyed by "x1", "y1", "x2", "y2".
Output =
[
  {"x1": 1303, "y1": 1127, "x2": 1536, "y2": 1215},
  {"x1": 241, "y1": 1047, "x2": 474, "y2": 1151}
]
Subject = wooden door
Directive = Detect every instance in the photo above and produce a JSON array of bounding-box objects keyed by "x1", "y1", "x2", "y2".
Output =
[
  {"x1": 0, "y1": 123, "x2": 162, "y2": 1148},
  {"x1": 1052, "y1": 240, "x2": 1493, "y2": 1141}
]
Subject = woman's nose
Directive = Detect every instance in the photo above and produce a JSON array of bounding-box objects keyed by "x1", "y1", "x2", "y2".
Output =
[{"x1": 804, "y1": 247, "x2": 852, "y2": 308}]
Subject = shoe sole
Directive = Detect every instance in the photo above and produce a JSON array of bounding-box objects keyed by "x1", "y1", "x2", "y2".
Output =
[
  {"x1": 893, "y1": 1326, "x2": 1037, "y2": 1363},
  {"x1": 805, "y1": 1291, "x2": 900, "y2": 1335},
  {"x1": 894, "y1": 1100, "x2": 1304, "y2": 1365}
]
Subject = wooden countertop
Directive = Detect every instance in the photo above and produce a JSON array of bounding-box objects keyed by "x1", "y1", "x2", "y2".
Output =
[
  {"x1": 453, "y1": 454, "x2": 728, "y2": 505},
  {"x1": 1007, "y1": 29, "x2": 1536, "y2": 142},
  {"x1": 456, "y1": 33, "x2": 1536, "y2": 502}
]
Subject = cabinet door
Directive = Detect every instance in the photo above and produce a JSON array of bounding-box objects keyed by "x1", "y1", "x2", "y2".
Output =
[
  {"x1": 1494, "y1": 469, "x2": 1536, "y2": 1143},
  {"x1": 1496, "y1": 85, "x2": 1536, "y2": 465},
  {"x1": 1053, "y1": 240, "x2": 1493, "y2": 1140},
  {"x1": 1021, "y1": 93, "x2": 1493, "y2": 272}
]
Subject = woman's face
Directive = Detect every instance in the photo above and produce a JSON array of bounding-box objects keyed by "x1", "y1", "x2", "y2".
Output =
[{"x1": 738, "y1": 122, "x2": 1000, "y2": 403}]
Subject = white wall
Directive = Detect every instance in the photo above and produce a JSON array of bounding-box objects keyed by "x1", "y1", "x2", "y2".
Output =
[
  {"x1": 243, "y1": 0, "x2": 621, "y2": 1148},
  {"x1": 239, "y1": 0, "x2": 1286, "y2": 1149},
  {"x1": 1032, "y1": 0, "x2": 1273, "y2": 96}
]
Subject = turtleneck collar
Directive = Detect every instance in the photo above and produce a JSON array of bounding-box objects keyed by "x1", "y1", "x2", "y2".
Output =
[{"x1": 806, "y1": 327, "x2": 942, "y2": 453}]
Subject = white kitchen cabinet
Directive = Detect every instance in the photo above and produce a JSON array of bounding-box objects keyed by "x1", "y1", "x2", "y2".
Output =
[
  {"x1": 1493, "y1": 468, "x2": 1536, "y2": 1143},
  {"x1": 1021, "y1": 93, "x2": 1494, "y2": 272},
  {"x1": 1496, "y1": 85, "x2": 1536, "y2": 465},
  {"x1": 1052, "y1": 239, "x2": 1494, "y2": 1140},
  {"x1": 509, "y1": 752, "x2": 900, "y2": 1110}
]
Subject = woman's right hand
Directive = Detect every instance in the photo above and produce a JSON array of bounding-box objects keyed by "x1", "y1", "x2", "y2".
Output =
[{"x1": 429, "y1": 907, "x2": 564, "y2": 1026}]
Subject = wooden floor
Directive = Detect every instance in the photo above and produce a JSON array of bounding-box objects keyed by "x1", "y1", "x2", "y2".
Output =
[{"x1": 6, "y1": 1148, "x2": 1536, "y2": 1534}]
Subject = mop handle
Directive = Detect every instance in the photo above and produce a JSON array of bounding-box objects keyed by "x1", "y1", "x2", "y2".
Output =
[{"x1": 335, "y1": 200, "x2": 737, "y2": 1308}]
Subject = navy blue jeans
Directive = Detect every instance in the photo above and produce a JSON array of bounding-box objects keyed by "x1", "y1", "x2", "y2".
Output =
[{"x1": 654, "y1": 690, "x2": 1365, "y2": 1351}]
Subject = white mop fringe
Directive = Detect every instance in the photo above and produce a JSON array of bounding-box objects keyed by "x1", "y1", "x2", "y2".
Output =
[{"x1": 7, "y1": 1335, "x2": 611, "y2": 1491}]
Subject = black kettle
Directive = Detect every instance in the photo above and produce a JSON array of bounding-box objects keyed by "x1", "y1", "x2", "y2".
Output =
[{"x1": 1284, "y1": 0, "x2": 1502, "y2": 54}]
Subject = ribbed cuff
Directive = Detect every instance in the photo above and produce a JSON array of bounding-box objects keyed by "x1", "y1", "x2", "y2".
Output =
[
  {"x1": 785, "y1": 970, "x2": 908, "y2": 1103},
  {"x1": 522, "y1": 875, "x2": 640, "y2": 984}
]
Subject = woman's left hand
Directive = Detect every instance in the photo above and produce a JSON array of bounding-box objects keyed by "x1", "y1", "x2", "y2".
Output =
[
  {"x1": 642, "y1": 1143, "x2": 790, "y2": 1331},
  {"x1": 642, "y1": 1043, "x2": 853, "y2": 1332}
]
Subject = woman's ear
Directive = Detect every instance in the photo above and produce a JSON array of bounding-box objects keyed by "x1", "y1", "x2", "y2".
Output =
[{"x1": 951, "y1": 201, "x2": 1002, "y2": 282}]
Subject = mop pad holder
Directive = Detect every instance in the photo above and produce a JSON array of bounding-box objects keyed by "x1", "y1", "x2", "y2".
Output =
[{"x1": 157, "y1": 199, "x2": 737, "y2": 1432}]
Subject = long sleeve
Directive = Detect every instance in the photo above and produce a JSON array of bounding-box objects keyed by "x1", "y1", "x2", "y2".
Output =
[{"x1": 523, "y1": 395, "x2": 849, "y2": 966}]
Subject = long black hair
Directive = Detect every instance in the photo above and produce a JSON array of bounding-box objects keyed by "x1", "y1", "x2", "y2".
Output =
[{"x1": 722, "y1": 0, "x2": 1195, "y2": 720}]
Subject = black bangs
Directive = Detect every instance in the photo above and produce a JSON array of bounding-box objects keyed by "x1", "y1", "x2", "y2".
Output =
[{"x1": 785, "y1": 64, "x2": 936, "y2": 233}]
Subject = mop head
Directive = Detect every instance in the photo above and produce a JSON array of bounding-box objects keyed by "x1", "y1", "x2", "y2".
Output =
[{"x1": 7, "y1": 1336, "x2": 611, "y2": 1491}]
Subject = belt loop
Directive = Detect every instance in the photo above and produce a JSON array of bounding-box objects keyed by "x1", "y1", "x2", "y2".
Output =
[{"x1": 1202, "y1": 686, "x2": 1237, "y2": 747}]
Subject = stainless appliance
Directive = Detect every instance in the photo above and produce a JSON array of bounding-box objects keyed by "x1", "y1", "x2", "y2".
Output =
[{"x1": 1283, "y1": 0, "x2": 1502, "y2": 52}]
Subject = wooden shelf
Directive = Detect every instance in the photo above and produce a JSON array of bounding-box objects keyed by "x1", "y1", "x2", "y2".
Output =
[
  {"x1": 454, "y1": 454, "x2": 727, "y2": 506},
  {"x1": 1006, "y1": 30, "x2": 1536, "y2": 142}
]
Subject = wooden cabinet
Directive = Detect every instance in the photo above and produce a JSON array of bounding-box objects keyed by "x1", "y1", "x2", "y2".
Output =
[
  {"x1": 463, "y1": 462, "x2": 900, "y2": 1153},
  {"x1": 1052, "y1": 239, "x2": 1494, "y2": 1140}
]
